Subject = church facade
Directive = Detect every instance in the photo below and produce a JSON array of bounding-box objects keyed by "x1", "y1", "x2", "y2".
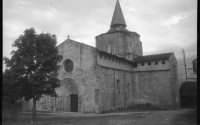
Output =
[{"x1": 23, "y1": 0, "x2": 180, "y2": 113}]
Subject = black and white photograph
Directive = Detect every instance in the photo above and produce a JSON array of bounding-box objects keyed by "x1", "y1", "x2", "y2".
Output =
[{"x1": 3, "y1": 0, "x2": 197, "y2": 124}]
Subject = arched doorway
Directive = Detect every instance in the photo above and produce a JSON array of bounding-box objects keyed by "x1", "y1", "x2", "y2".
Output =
[{"x1": 55, "y1": 78, "x2": 79, "y2": 112}]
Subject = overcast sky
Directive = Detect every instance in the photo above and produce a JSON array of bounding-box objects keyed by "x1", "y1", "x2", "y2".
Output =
[{"x1": 3, "y1": 0, "x2": 197, "y2": 71}]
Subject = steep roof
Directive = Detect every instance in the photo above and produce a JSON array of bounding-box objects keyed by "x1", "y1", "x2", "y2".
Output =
[
  {"x1": 132, "y1": 53, "x2": 174, "y2": 62},
  {"x1": 110, "y1": 0, "x2": 127, "y2": 27}
]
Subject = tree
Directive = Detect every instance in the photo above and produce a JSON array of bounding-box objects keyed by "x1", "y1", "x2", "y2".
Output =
[
  {"x1": 179, "y1": 81, "x2": 197, "y2": 107},
  {"x1": 3, "y1": 69, "x2": 22, "y2": 105},
  {"x1": 3, "y1": 28, "x2": 63, "y2": 122}
]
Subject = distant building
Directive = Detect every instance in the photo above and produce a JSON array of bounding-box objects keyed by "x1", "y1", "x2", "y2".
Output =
[
  {"x1": 184, "y1": 58, "x2": 197, "y2": 82},
  {"x1": 23, "y1": 0, "x2": 179, "y2": 113},
  {"x1": 193, "y1": 59, "x2": 197, "y2": 74}
]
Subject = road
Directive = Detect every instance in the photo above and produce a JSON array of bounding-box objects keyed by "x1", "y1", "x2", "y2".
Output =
[{"x1": 3, "y1": 108, "x2": 197, "y2": 125}]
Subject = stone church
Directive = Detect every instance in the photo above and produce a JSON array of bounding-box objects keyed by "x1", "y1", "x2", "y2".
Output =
[{"x1": 23, "y1": 0, "x2": 180, "y2": 113}]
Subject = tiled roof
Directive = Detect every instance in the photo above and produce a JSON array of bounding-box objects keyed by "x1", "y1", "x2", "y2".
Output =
[
  {"x1": 110, "y1": 0, "x2": 127, "y2": 27},
  {"x1": 132, "y1": 52, "x2": 174, "y2": 62},
  {"x1": 107, "y1": 25, "x2": 129, "y2": 33}
]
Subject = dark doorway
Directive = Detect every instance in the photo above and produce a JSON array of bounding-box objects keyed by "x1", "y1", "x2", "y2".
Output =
[{"x1": 70, "y1": 94, "x2": 78, "y2": 112}]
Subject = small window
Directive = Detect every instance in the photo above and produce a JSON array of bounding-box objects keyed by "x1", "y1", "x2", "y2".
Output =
[
  {"x1": 155, "y1": 62, "x2": 158, "y2": 65},
  {"x1": 133, "y1": 63, "x2": 137, "y2": 68},
  {"x1": 162, "y1": 61, "x2": 165, "y2": 64},
  {"x1": 127, "y1": 83, "x2": 130, "y2": 91},
  {"x1": 117, "y1": 79, "x2": 120, "y2": 93},
  {"x1": 148, "y1": 62, "x2": 151, "y2": 65},
  {"x1": 108, "y1": 42, "x2": 115, "y2": 54},
  {"x1": 141, "y1": 63, "x2": 144, "y2": 66}
]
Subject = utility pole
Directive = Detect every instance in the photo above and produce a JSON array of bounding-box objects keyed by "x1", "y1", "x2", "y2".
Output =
[{"x1": 182, "y1": 48, "x2": 187, "y2": 80}]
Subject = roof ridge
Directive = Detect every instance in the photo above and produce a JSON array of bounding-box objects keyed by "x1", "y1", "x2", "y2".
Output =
[{"x1": 142, "y1": 52, "x2": 174, "y2": 57}]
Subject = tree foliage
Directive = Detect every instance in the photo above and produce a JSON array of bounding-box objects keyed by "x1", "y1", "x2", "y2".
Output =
[
  {"x1": 3, "y1": 69, "x2": 22, "y2": 104},
  {"x1": 3, "y1": 28, "x2": 62, "y2": 121},
  {"x1": 179, "y1": 81, "x2": 197, "y2": 107}
]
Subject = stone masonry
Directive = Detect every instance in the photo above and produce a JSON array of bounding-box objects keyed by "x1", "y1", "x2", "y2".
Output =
[{"x1": 23, "y1": 0, "x2": 179, "y2": 113}]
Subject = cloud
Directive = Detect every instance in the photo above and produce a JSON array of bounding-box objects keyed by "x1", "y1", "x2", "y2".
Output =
[
  {"x1": 3, "y1": 0, "x2": 197, "y2": 73},
  {"x1": 163, "y1": 14, "x2": 188, "y2": 25}
]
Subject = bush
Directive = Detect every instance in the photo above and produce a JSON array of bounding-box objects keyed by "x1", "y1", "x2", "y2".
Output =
[
  {"x1": 2, "y1": 101, "x2": 23, "y2": 121},
  {"x1": 180, "y1": 81, "x2": 197, "y2": 107},
  {"x1": 127, "y1": 103, "x2": 163, "y2": 110}
]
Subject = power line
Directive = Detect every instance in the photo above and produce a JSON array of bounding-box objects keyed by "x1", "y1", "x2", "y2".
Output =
[
  {"x1": 182, "y1": 48, "x2": 187, "y2": 79},
  {"x1": 53, "y1": 0, "x2": 186, "y2": 54},
  {"x1": 63, "y1": 0, "x2": 181, "y2": 51},
  {"x1": 74, "y1": 0, "x2": 111, "y2": 19},
  {"x1": 58, "y1": 0, "x2": 109, "y2": 27}
]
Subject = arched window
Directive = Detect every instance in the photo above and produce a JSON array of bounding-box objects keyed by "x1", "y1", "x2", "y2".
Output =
[
  {"x1": 117, "y1": 79, "x2": 120, "y2": 93},
  {"x1": 127, "y1": 83, "x2": 130, "y2": 93},
  {"x1": 108, "y1": 42, "x2": 115, "y2": 54},
  {"x1": 136, "y1": 43, "x2": 139, "y2": 55}
]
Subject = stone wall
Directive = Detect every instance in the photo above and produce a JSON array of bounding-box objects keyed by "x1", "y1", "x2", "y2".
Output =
[
  {"x1": 169, "y1": 54, "x2": 180, "y2": 109},
  {"x1": 57, "y1": 39, "x2": 98, "y2": 113},
  {"x1": 96, "y1": 32, "x2": 143, "y2": 60},
  {"x1": 97, "y1": 51, "x2": 133, "y2": 71},
  {"x1": 96, "y1": 33, "x2": 125, "y2": 56},
  {"x1": 134, "y1": 70, "x2": 173, "y2": 109},
  {"x1": 96, "y1": 66, "x2": 134, "y2": 112},
  {"x1": 134, "y1": 60, "x2": 169, "y2": 72},
  {"x1": 22, "y1": 39, "x2": 179, "y2": 113}
]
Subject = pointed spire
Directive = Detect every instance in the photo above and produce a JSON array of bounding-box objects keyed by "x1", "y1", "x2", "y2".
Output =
[{"x1": 110, "y1": 0, "x2": 127, "y2": 27}]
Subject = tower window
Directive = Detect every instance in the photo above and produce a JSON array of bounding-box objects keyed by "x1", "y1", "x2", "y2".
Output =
[
  {"x1": 117, "y1": 79, "x2": 120, "y2": 93},
  {"x1": 162, "y1": 61, "x2": 165, "y2": 64},
  {"x1": 136, "y1": 43, "x2": 139, "y2": 55},
  {"x1": 108, "y1": 42, "x2": 115, "y2": 54},
  {"x1": 148, "y1": 62, "x2": 151, "y2": 65},
  {"x1": 133, "y1": 63, "x2": 137, "y2": 68},
  {"x1": 155, "y1": 62, "x2": 158, "y2": 65}
]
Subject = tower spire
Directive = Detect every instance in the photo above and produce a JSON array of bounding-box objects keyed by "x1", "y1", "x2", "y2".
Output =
[{"x1": 110, "y1": 0, "x2": 127, "y2": 27}]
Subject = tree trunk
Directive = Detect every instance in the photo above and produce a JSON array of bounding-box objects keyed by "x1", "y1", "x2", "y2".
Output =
[{"x1": 32, "y1": 96, "x2": 37, "y2": 122}]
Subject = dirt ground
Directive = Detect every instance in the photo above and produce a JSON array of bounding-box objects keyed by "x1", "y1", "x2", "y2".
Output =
[{"x1": 2, "y1": 108, "x2": 197, "y2": 125}]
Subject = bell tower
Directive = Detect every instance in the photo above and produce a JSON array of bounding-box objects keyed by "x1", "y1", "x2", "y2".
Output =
[{"x1": 95, "y1": 0, "x2": 143, "y2": 60}]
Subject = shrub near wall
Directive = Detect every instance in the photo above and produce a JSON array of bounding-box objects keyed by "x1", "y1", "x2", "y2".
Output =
[
  {"x1": 179, "y1": 81, "x2": 197, "y2": 107},
  {"x1": 2, "y1": 101, "x2": 23, "y2": 120}
]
